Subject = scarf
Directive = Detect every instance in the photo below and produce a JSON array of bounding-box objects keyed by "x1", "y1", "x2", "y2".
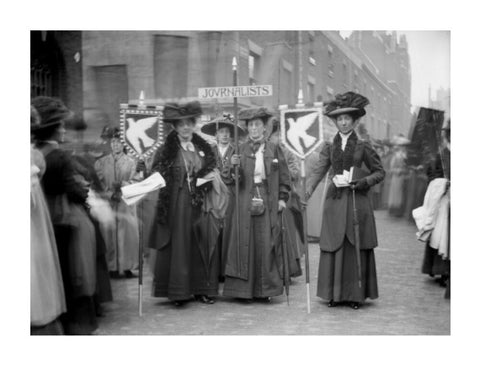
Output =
[
  {"x1": 331, "y1": 131, "x2": 358, "y2": 175},
  {"x1": 248, "y1": 136, "x2": 267, "y2": 153}
]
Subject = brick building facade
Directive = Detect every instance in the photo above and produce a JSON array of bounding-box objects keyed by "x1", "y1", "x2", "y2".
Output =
[{"x1": 31, "y1": 30, "x2": 412, "y2": 142}]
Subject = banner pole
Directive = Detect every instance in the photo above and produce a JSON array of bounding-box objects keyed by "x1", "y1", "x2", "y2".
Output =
[
  {"x1": 232, "y1": 57, "x2": 241, "y2": 272},
  {"x1": 301, "y1": 160, "x2": 311, "y2": 314}
]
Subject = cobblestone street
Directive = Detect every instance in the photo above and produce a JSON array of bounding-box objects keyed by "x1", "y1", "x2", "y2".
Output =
[{"x1": 96, "y1": 210, "x2": 450, "y2": 335}]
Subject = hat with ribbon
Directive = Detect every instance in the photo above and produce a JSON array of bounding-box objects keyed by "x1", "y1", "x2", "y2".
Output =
[
  {"x1": 163, "y1": 101, "x2": 203, "y2": 123},
  {"x1": 324, "y1": 91, "x2": 369, "y2": 119},
  {"x1": 238, "y1": 107, "x2": 272, "y2": 123},
  {"x1": 200, "y1": 113, "x2": 246, "y2": 137}
]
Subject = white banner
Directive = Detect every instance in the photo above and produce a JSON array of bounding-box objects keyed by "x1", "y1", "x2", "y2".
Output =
[{"x1": 198, "y1": 85, "x2": 273, "y2": 99}]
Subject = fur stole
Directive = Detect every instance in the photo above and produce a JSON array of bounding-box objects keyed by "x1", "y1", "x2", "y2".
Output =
[{"x1": 153, "y1": 130, "x2": 216, "y2": 224}]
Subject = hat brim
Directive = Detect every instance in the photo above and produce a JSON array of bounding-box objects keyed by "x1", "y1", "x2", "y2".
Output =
[
  {"x1": 326, "y1": 107, "x2": 366, "y2": 118},
  {"x1": 201, "y1": 121, "x2": 245, "y2": 137},
  {"x1": 31, "y1": 119, "x2": 64, "y2": 132},
  {"x1": 163, "y1": 114, "x2": 200, "y2": 124}
]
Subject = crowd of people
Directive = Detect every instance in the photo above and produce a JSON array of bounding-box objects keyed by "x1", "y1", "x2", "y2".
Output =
[{"x1": 30, "y1": 91, "x2": 450, "y2": 335}]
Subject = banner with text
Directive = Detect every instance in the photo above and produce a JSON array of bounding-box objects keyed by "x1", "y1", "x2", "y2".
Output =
[{"x1": 198, "y1": 85, "x2": 273, "y2": 99}]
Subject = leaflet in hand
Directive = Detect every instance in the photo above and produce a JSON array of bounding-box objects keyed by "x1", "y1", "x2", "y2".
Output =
[
  {"x1": 121, "y1": 172, "x2": 166, "y2": 206},
  {"x1": 196, "y1": 171, "x2": 216, "y2": 187},
  {"x1": 332, "y1": 170, "x2": 351, "y2": 187}
]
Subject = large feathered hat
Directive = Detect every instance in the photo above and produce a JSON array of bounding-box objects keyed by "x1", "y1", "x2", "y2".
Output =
[
  {"x1": 324, "y1": 91, "x2": 369, "y2": 119},
  {"x1": 31, "y1": 96, "x2": 73, "y2": 130},
  {"x1": 200, "y1": 113, "x2": 246, "y2": 137},
  {"x1": 163, "y1": 101, "x2": 203, "y2": 123}
]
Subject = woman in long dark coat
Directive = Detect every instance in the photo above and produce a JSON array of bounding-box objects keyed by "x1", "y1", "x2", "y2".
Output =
[
  {"x1": 149, "y1": 101, "x2": 218, "y2": 306},
  {"x1": 223, "y1": 107, "x2": 290, "y2": 302},
  {"x1": 306, "y1": 92, "x2": 385, "y2": 309}
]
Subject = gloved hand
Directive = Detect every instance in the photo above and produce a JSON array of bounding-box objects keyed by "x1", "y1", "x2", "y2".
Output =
[
  {"x1": 350, "y1": 178, "x2": 369, "y2": 191},
  {"x1": 112, "y1": 181, "x2": 122, "y2": 191},
  {"x1": 136, "y1": 160, "x2": 147, "y2": 173},
  {"x1": 111, "y1": 190, "x2": 122, "y2": 203}
]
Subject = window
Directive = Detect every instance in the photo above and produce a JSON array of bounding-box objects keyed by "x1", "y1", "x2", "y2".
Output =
[
  {"x1": 308, "y1": 33, "x2": 316, "y2": 65},
  {"x1": 154, "y1": 35, "x2": 189, "y2": 98},
  {"x1": 327, "y1": 86, "x2": 334, "y2": 100},
  {"x1": 328, "y1": 63, "x2": 334, "y2": 78},
  {"x1": 307, "y1": 81, "x2": 315, "y2": 103},
  {"x1": 327, "y1": 44, "x2": 333, "y2": 57},
  {"x1": 249, "y1": 52, "x2": 260, "y2": 85},
  {"x1": 31, "y1": 63, "x2": 53, "y2": 97},
  {"x1": 281, "y1": 60, "x2": 293, "y2": 105}
]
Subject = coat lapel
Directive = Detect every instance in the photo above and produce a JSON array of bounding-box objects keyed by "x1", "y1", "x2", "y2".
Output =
[{"x1": 263, "y1": 143, "x2": 275, "y2": 176}]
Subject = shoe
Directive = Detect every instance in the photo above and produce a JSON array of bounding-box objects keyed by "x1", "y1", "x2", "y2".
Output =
[
  {"x1": 124, "y1": 270, "x2": 137, "y2": 279},
  {"x1": 255, "y1": 297, "x2": 272, "y2": 303},
  {"x1": 327, "y1": 300, "x2": 337, "y2": 307},
  {"x1": 435, "y1": 276, "x2": 447, "y2": 287},
  {"x1": 350, "y1": 302, "x2": 360, "y2": 310},
  {"x1": 194, "y1": 295, "x2": 215, "y2": 304}
]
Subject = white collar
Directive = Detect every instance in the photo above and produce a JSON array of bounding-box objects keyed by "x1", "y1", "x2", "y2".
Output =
[
  {"x1": 218, "y1": 144, "x2": 229, "y2": 156},
  {"x1": 339, "y1": 131, "x2": 353, "y2": 140}
]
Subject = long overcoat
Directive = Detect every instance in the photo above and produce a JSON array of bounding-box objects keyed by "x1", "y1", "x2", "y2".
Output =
[
  {"x1": 148, "y1": 131, "x2": 216, "y2": 251},
  {"x1": 306, "y1": 137, "x2": 385, "y2": 252},
  {"x1": 224, "y1": 140, "x2": 290, "y2": 280}
]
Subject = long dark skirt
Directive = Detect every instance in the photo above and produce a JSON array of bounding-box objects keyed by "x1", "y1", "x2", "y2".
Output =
[
  {"x1": 317, "y1": 237, "x2": 378, "y2": 303},
  {"x1": 54, "y1": 225, "x2": 98, "y2": 335},
  {"x1": 151, "y1": 187, "x2": 219, "y2": 301},
  {"x1": 219, "y1": 186, "x2": 235, "y2": 278},
  {"x1": 422, "y1": 244, "x2": 450, "y2": 276},
  {"x1": 223, "y1": 203, "x2": 284, "y2": 299}
]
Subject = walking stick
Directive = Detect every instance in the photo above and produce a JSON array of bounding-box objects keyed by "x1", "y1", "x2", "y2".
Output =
[
  {"x1": 135, "y1": 157, "x2": 146, "y2": 316},
  {"x1": 138, "y1": 185, "x2": 144, "y2": 316},
  {"x1": 280, "y1": 210, "x2": 290, "y2": 305},
  {"x1": 351, "y1": 188, "x2": 362, "y2": 289},
  {"x1": 301, "y1": 159, "x2": 311, "y2": 314},
  {"x1": 232, "y1": 57, "x2": 241, "y2": 271}
]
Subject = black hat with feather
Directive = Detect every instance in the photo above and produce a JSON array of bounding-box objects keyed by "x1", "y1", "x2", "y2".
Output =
[{"x1": 324, "y1": 91, "x2": 369, "y2": 120}]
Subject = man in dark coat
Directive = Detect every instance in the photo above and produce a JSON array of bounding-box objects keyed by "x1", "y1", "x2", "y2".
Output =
[{"x1": 306, "y1": 92, "x2": 385, "y2": 309}]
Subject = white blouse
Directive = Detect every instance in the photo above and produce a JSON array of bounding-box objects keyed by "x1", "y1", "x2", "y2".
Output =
[{"x1": 253, "y1": 143, "x2": 266, "y2": 183}]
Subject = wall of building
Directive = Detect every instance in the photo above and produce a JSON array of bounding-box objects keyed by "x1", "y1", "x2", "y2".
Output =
[{"x1": 78, "y1": 30, "x2": 412, "y2": 140}]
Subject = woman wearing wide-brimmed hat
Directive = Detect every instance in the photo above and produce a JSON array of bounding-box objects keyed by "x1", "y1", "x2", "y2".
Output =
[
  {"x1": 31, "y1": 96, "x2": 98, "y2": 333},
  {"x1": 94, "y1": 128, "x2": 139, "y2": 279},
  {"x1": 200, "y1": 113, "x2": 245, "y2": 279},
  {"x1": 305, "y1": 92, "x2": 385, "y2": 309},
  {"x1": 223, "y1": 107, "x2": 291, "y2": 302},
  {"x1": 149, "y1": 101, "x2": 218, "y2": 306}
]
